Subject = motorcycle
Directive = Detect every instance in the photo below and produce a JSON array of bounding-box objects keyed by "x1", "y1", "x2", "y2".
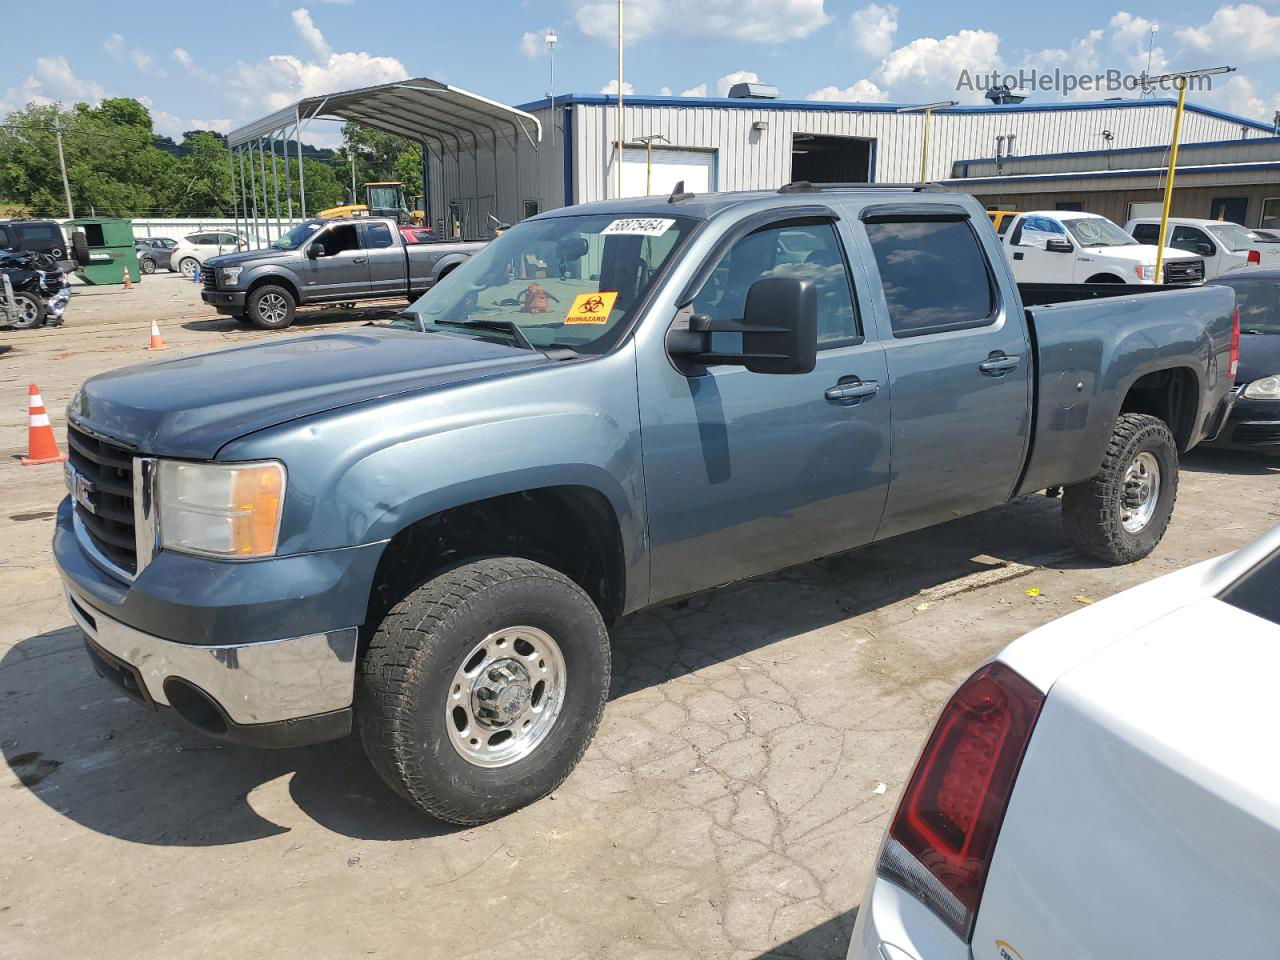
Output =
[{"x1": 0, "y1": 249, "x2": 71, "y2": 329}]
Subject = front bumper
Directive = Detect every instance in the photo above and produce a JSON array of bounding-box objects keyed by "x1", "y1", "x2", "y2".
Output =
[
  {"x1": 1202, "y1": 396, "x2": 1280, "y2": 452},
  {"x1": 67, "y1": 585, "x2": 357, "y2": 747},
  {"x1": 201, "y1": 288, "x2": 247, "y2": 313}
]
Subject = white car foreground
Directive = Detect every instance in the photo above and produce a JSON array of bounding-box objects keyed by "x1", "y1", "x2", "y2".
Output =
[{"x1": 849, "y1": 523, "x2": 1280, "y2": 960}]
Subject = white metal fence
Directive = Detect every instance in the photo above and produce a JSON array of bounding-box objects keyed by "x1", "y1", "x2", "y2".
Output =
[{"x1": 129, "y1": 218, "x2": 305, "y2": 246}]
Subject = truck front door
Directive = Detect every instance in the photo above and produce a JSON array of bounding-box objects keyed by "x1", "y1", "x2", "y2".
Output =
[
  {"x1": 857, "y1": 204, "x2": 1031, "y2": 540},
  {"x1": 1006, "y1": 215, "x2": 1073, "y2": 283},
  {"x1": 637, "y1": 212, "x2": 892, "y2": 602},
  {"x1": 301, "y1": 223, "x2": 369, "y2": 301}
]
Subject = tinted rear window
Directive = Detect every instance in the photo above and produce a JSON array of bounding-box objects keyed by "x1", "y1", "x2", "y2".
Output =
[
  {"x1": 15, "y1": 223, "x2": 62, "y2": 245},
  {"x1": 1220, "y1": 550, "x2": 1280, "y2": 625}
]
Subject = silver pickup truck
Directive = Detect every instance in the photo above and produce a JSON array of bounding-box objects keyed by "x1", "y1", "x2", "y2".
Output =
[{"x1": 201, "y1": 216, "x2": 486, "y2": 328}]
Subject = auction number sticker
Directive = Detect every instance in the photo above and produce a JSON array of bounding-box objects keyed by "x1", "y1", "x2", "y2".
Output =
[
  {"x1": 602, "y1": 217, "x2": 675, "y2": 237},
  {"x1": 564, "y1": 291, "x2": 619, "y2": 325}
]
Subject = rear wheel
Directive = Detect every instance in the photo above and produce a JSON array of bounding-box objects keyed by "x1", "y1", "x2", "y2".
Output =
[
  {"x1": 8, "y1": 291, "x2": 45, "y2": 329},
  {"x1": 139, "y1": 257, "x2": 156, "y2": 275},
  {"x1": 178, "y1": 257, "x2": 199, "y2": 279},
  {"x1": 358, "y1": 557, "x2": 611, "y2": 825},
  {"x1": 1063, "y1": 413, "x2": 1178, "y2": 564},
  {"x1": 246, "y1": 284, "x2": 296, "y2": 330}
]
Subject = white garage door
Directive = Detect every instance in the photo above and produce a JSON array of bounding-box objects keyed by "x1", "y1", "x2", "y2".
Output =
[{"x1": 620, "y1": 148, "x2": 715, "y2": 198}]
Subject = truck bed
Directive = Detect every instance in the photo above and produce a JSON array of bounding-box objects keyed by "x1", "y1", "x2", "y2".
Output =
[{"x1": 1015, "y1": 283, "x2": 1237, "y2": 496}]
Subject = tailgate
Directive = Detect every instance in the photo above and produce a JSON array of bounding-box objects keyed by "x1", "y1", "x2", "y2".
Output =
[{"x1": 971, "y1": 598, "x2": 1280, "y2": 959}]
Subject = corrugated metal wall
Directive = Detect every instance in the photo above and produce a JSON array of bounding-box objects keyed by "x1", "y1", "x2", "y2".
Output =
[{"x1": 967, "y1": 181, "x2": 1280, "y2": 228}]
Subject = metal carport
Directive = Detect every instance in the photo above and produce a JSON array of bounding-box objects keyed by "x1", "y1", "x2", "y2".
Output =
[{"x1": 226, "y1": 77, "x2": 542, "y2": 244}]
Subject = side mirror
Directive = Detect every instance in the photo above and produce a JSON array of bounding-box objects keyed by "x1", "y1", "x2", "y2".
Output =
[
  {"x1": 307, "y1": 243, "x2": 325, "y2": 260},
  {"x1": 1195, "y1": 242, "x2": 1215, "y2": 256},
  {"x1": 1045, "y1": 238, "x2": 1074, "y2": 254},
  {"x1": 668, "y1": 276, "x2": 818, "y2": 375}
]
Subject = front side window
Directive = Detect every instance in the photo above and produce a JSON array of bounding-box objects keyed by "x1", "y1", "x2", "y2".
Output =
[
  {"x1": 692, "y1": 218, "x2": 859, "y2": 346},
  {"x1": 1011, "y1": 215, "x2": 1066, "y2": 249},
  {"x1": 398, "y1": 212, "x2": 698, "y2": 354},
  {"x1": 865, "y1": 218, "x2": 996, "y2": 338},
  {"x1": 1170, "y1": 225, "x2": 1211, "y2": 253},
  {"x1": 318, "y1": 224, "x2": 361, "y2": 255}
]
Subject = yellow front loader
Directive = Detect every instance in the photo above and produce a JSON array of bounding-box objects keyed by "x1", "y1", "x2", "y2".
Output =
[{"x1": 318, "y1": 182, "x2": 424, "y2": 224}]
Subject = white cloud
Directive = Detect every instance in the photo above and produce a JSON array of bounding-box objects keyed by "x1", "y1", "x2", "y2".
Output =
[
  {"x1": 681, "y1": 83, "x2": 708, "y2": 97},
  {"x1": 103, "y1": 32, "x2": 165, "y2": 76},
  {"x1": 229, "y1": 9, "x2": 408, "y2": 113},
  {"x1": 1, "y1": 56, "x2": 109, "y2": 113},
  {"x1": 717, "y1": 70, "x2": 759, "y2": 97},
  {"x1": 520, "y1": 28, "x2": 556, "y2": 58},
  {"x1": 659, "y1": 86, "x2": 672, "y2": 96},
  {"x1": 599, "y1": 79, "x2": 635, "y2": 95},
  {"x1": 849, "y1": 4, "x2": 897, "y2": 58},
  {"x1": 1176, "y1": 4, "x2": 1280, "y2": 61},
  {"x1": 1108, "y1": 12, "x2": 1165, "y2": 75},
  {"x1": 877, "y1": 28, "x2": 1001, "y2": 103},
  {"x1": 1202, "y1": 74, "x2": 1280, "y2": 121},
  {"x1": 172, "y1": 47, "x2": 215, "y2": 81},
  {"x1": 808, "y1": 79, "x2": 887, "y2": 102},
  {"x1": 190, "y1": 117, "x2": 234, "y2": 134},
  {"x1": 292, "y1": 8, "x2": 332, "y2": 59},
  {"x1": 574, "y1": 0, "x2": 830, "y2": 45}
]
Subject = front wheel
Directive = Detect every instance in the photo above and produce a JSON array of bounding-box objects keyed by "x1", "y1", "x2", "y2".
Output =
[
  {"x1": 139, "y1": 257, "x2": 156, "y2": 275},
  {"x1": 1063, "y1": 413, "x2": 1178, "y2": 564},
  {"x1": 8, "y1": 291, "x2": 45, "y2": 329},
  {"x1": 246, "y1": 284, "x2": 297, "y2": 329},
  {"x1": 358, "y1": 557, "x2": 610, "y2": 825}
]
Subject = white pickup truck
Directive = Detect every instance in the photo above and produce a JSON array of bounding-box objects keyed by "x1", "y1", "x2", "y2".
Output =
[
  {"x1": 847, "y1": 522, "x2": 1280, "y2": 960},
  {"x1": 1125, "y1": 216, "x2": 1280, "y2": 279},
  {"x1": 1002, "y1": 210, "x2": 1205, "y2": 285}
]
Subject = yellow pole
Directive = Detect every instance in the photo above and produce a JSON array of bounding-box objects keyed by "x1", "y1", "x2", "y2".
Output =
[
  {"x1": 1155, "y1": 78, "x2": 1188, "y2": 281},
  {"x1": 919, "y1": 107, "x2": 933, "y2": 182},
  {"x1": 646, "y1": 138, "x2": 652, "y2": 195}
]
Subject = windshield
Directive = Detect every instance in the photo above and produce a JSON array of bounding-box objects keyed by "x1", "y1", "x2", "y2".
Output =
[
  {"x1": 395, "y1": 212, "x2": 700, "y2": 354},
  {"x1": 1216, "y1": 278, "x2": 1280, "y2": 334},
  {"x1": 367, "y1": 186, "x2": 403, "y2": 211},
  {"x1": 1206, "y1": 222, "x2": 1261, "y2": 251},
  {"x1": 273, "y1": 220, "x2": 324, "y2": 250},
  {"x1": 1065, "y1": 217, "x2": 1137, "y2": 247}
]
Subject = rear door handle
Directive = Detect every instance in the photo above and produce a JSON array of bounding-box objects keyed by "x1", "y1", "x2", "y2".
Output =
[
  {"x1": 978, "y1": 353, "x2": 1021, "y2": 376},
  {"x1": 1012, "y1": 252, "x2": 1024, "y2": 260},
  {"x1": 825, "y1": 379, "x2": 880, "y2": 406}
]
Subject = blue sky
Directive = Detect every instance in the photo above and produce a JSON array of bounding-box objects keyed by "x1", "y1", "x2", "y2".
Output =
[{"x1": 2, "y1": 1, "x2": 1278, "y2": 144}]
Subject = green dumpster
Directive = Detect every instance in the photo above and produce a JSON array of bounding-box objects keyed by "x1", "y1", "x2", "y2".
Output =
[{"x1": 69, "y1": 217, "x2": 140, "y2": 285}]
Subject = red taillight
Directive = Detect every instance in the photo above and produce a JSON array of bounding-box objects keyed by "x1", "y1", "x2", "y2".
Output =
[
  {"x1": 877, "y1": 661, "x2": 1044, "y2": 940},
  {"x1": 1248, "y1": 249, "x2": 1261, "y2": 265},
  {"x1": 1230, "y1": 305, "x2": 1241, "y2": 380}
]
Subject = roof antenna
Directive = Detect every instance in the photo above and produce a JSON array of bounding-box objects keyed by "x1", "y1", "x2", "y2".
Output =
[{"x1": 668, "y1": 180, "x2": 694, "y2": 203}]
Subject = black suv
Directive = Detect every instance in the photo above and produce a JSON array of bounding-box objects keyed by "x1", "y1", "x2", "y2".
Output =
[{"x1": 0, "y1": 220, "x2": 83, "y2": 272}]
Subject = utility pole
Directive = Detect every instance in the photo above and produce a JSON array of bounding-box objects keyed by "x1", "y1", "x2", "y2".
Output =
[
  {"x1": 616, "y1": 0, "x2": 624, "y2": 198},
  {"x1": 546, "y1": 30, "x2": 558, "y2": 151},
  {"x1": 1150, "y1": 65, "x2": 1234, "y2": 279},
  {"x1": 350, "y1": 151, "x2": 358, "y2": 204},
  {"x1": 54, "y1": 121, "x2": 74, "y2": 220}
]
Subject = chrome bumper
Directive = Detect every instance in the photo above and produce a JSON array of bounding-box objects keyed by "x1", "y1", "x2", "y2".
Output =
[{"x1": 65, "y1": 587, "x2": 358, "y2": 727}]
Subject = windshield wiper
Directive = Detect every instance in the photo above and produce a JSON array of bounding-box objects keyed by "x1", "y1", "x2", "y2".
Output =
[{"x1": 432, "y1": 318, "x2": 536, "y2": 351}]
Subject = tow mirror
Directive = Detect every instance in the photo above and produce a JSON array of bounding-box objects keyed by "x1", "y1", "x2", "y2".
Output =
[
  {"x1": 1045, "y1": 238, "x2": 1074, "y2": 254},
  {"x1": 1196, "y1": 242, "x2": 1214, "y2": 256},
  {"x1": 668, "y1": 276, "x2": 818, "y2": 375},
  {"x1": 307, "y1": 243, "x2": 325, "y2": 260}
]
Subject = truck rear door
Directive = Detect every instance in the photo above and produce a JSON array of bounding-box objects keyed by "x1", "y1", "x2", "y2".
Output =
[
  {"x1": 854, "y1": 202, "x2": 1032, "y2": 539},
  {"x1": 361, "y1": 221, "x2": 404, "y2": 297}
]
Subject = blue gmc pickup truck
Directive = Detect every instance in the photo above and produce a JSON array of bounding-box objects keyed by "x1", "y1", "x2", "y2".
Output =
[{"x1": 55, "y1": 185, "x2": 1238, "y2": 824}]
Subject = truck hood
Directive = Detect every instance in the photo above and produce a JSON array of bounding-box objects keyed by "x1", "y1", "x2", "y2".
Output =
[
  {"x1": 1238, "y1": 331, "x2": 1280, "y2": 382},
  {"x1": 67, "y1": 327, "x2": 550, "y2": 459},
  {"x1": 1081, "y1": 245, "x2": 1195, "y2": 265},
  {"x1": 205, "y1": 248, "x2": 288, "y2": 268}
]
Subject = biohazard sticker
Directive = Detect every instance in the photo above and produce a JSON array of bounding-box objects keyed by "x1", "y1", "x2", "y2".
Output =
[
  {"x1": 602, "y1": 217, "x2": 675, "y2": 237},
  {"x1": 564, "y1": 291, "x2": 618, "y2": 325}
]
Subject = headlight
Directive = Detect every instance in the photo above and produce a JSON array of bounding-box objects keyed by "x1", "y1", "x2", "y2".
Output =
[
  {"x1": 157, "y1": 460, "x2": 285, "y2": 558},
  {"x1": 1244, "y1": 374, "x2": 1280, "y2": 400},
  {"x1": 221, "y1": 266, "x2": 244, "y2": 285},
  {"x1": 1133, "y1": 264, "x2": 1152, "y2": 280}
]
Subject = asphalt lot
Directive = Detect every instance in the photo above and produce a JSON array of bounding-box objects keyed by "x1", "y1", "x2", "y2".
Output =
[{"x1": 2, "y1": 274, "x2": 1278, "y2": 959}]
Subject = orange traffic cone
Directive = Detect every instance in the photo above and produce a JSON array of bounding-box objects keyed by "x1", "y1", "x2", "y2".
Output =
[
  {"x1": 122, "y1": 266, "x2": 133, "y2": 290},
  {"x1": 148, "y1": 319, "x2": 166, "y2": 351},
  {"x1": 21, "y1": 384, "x2": 67, "y2": 466}
]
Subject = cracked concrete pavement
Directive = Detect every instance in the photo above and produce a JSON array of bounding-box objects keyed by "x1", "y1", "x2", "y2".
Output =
[{"x1": 2, "y1": 276, "x2": 1278, "y2": 959}]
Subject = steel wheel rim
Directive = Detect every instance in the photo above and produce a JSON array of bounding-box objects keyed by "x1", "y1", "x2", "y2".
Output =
[
  {"x1": 180, "y1": 259, "x2": 197, "y2": 278},
  {"x1": 1119, "y1": 451, "x2": 1161, "y2": 534},
  {"x1": 446, "y1": 626, "x2": 567, "y2": 768},
  {"x1": 259, "y1": 293, "x2": 288, "y2": 324}
]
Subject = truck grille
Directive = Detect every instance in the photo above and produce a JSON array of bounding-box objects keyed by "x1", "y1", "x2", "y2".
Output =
[
  {"x1": 1163, "y1": 259, "x2": 1204, "y2": 285},
  {"x1": 202, "y1": 268, "x2": 218, "y2": 291},
  {"x1": 66, "y1": 425, "x2": 137, "y2": 576}
]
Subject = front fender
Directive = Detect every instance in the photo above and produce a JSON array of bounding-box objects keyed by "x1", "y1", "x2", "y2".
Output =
[{"x1": 432, "y1": 254, "x2": 469, "y2": 282}]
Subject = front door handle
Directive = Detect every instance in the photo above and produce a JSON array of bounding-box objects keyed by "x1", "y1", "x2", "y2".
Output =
[
  {"x1": 1012, "y1": 252, "x2": 1025, "y2": 260},
  {"x1": 353, "y1": 257, "x2": 367, "y2": 264},
  {"x1": 978, "y1": 353, "x2": 1021, "y2": 376},
  {"x1": 825, "y1": 378, "x2": 880, "y2": 406}
]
